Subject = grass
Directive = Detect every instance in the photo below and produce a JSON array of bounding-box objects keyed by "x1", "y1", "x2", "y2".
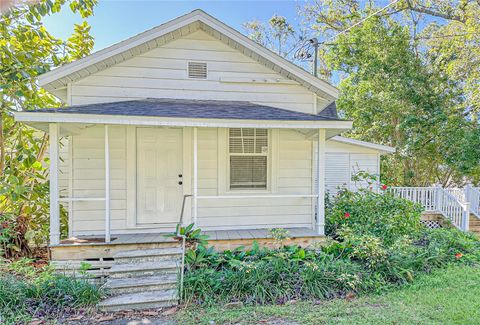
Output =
[{"x1": 175, "y1": 265, "x2": 480, "y2": 324}]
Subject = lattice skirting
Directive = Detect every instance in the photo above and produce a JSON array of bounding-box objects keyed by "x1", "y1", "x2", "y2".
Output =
[{"x1": 421, "y1": 220, "x2": 443, "y2": 229}]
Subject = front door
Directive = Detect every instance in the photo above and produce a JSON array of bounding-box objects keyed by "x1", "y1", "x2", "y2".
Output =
[{"x1": 136, "y1": 128, "x2": 183, "y2": 225}]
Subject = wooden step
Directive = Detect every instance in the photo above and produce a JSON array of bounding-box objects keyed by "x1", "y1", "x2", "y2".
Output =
[
  {"x1": 109, "y1": 260, "x2": 178, "y2": 278},
  {"x1": 103, "y1": 274, "x2": 177, "y2": 294},
  {"x1": 98, "y1": 289, "x2": 178, "y2": 311},
  {"x1": 114, "y1": 247, "x2": 182, "y2": 263}
]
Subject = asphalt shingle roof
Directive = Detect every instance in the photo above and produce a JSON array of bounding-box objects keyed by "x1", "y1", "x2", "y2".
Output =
[{"x1": 35, "y1": 98, "x2": 341, "y2": 121}]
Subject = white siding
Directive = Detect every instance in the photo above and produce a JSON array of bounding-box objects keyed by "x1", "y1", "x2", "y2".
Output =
[
  {"x1": 70, "y1": 30, "x2": 316, "y2": 114},
  {"x1": 69, "y1": 127, "x2": 315, "y2": 235},
  {"x1": 196, "y1": 129, "x2": 313, "y2": 230},
  {"x1": 70, "y1": 125, "x2": 127, "y2": 234},
  {"x1": 325, "y1": 140, "x2": 380, "y2": 196}
]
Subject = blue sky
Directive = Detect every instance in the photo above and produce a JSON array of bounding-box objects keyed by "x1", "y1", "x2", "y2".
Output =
[{"x1": 44, "y1": 0, "x2": 306, "y2": 51}]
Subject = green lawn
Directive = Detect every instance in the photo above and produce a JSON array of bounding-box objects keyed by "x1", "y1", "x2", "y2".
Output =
[{"x1": 175, "y1": 265, "x2": 480, "y2": 324}]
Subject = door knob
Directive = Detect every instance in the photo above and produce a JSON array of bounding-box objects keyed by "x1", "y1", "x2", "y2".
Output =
[
  {"x1": 178, "y1": 181, "x2": 183, "y2": 185},
  {"x1": 178, "y1": 174, "x2": 183, "y2": 178}
]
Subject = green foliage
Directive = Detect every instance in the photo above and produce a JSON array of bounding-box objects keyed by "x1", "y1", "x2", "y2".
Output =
[
  {"x1": 182, "y1": 189, "x2": 480, "y2": 306},
  {"x1": 0, "y1": 0, "x2": 97, "y2": 257},
  {"x1": 268, "y1": 228, "x2": 290, "y2": 247},
  {"x1": 165, "y1": 223, "x2": 209, "y2": 247},
  {"x1": 326, "y1": 188, "x2": 423, "y2": 245},
  {"x1": 0, "y1": 260, "x2": 103, "y2": 325}
]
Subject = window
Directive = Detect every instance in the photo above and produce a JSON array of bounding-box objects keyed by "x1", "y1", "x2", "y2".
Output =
[{"x1": 228, "y1": 128, "x2": 268, "y2": 190}]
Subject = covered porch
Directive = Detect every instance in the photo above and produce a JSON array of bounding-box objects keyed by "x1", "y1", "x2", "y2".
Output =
[{"x1": 16, "y1": 98, "x2": 352, "y2": 250}]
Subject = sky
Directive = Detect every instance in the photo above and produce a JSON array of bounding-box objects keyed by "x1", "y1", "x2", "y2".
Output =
[{"x1": 43, "y1": 0, "x2": 307, "y2": 52}]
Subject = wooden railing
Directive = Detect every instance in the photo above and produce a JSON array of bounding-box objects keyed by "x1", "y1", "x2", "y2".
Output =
[{"x1": 390, "y1": 186, "x2": 471, "y2": 231}]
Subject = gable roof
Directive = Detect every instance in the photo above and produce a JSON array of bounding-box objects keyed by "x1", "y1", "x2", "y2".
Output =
[
  {"x1": 31, "y1": 98, "x2": 343, "y2": 121},
  {"x1": 39, "y1": 9, "x2": 338, "y2": 104}
]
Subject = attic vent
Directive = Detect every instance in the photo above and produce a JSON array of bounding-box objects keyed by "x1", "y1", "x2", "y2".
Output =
[{"x1": 188, "y1": 62, "x2": 207, "y2": 79}]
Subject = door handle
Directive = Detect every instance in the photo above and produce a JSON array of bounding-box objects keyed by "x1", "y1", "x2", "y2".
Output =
[
  {"x1": 178, "y1": 174, "x2": 183, "y2": 178},
  {"x1": 178, "y1": 181, "x2": 183, "y2": 185}
]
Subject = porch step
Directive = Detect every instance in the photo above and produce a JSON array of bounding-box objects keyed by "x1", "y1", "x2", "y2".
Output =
[
  {"x1": 99, "y1": 246, "x2": 182, "y2": 311},
  {"x1": 114, "y1": 247, "x2": 182, "y2": 263},
  {"x1": 103, "y1": 274, "x2": 177, "y2": 295},
  {"x1": 109, "y1": 260, "x2": 179, "y2": 278},
  {"x1": 98, "y1": 289, "x2": 178, "y2": 311}
]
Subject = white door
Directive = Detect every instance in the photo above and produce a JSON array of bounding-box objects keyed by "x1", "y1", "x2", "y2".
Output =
[{"x1": 136, "y1": 128, "x2": 183, "y2": 225}]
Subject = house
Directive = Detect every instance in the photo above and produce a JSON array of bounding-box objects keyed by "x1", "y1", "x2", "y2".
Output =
[{"x1": 14, "y1": 9, "x2": 396, "y2": 309}]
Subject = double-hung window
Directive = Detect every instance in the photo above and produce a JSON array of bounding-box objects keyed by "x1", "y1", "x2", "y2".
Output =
[{"x1": 228, "y1": 128, "x2": 268, "y2": 190}]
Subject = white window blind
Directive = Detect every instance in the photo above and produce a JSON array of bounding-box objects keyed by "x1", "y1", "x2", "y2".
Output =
[{"x1": 229, "y1": 128, "x2": 268, "y2": 189}]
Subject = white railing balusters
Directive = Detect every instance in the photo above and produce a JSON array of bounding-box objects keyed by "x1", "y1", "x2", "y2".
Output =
[
  {"x1": 466, "y1": 186, "x2": 480, "y2": 218},
  {"x1": 390, "y1": 186, "x2": 472, "y2": 232}
]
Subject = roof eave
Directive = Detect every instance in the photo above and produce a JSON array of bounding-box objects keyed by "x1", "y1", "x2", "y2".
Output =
[
  {"x1": 331, "y1": 136, "x2": 396, "y2": 154},
  {"x1": 15, "y1": 111, "x2": 352, "y2": 130}
]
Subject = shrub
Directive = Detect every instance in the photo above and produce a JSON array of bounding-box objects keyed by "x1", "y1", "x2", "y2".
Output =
[
  {"x1": 0, "y1": 259, "x2": 103, "y2": 325},
  {"x1": 326, "y1": 189, "x2": 423, "y2": 245},
  {"x1": 183, "y1": 244, "x2": 374, "y2": 305},
  {"x1": 182, "y1": 189, "x2": 480, "y2": 306}
]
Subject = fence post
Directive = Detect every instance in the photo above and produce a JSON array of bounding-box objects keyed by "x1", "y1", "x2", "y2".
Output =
[
  {"x1": 463, "y1": 202, "x2": 471, "y2": 232},
  {"x1": 465, "y1": 184, "x2": 471, "y2": 205},
  {"x1": 435, "y1": 185, "x2": 443, "y2": 212}
]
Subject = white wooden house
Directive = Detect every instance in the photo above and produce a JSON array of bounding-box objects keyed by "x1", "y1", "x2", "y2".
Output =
[{"x1": 15, "y1": 10, "x2": 394, "y2": 253}]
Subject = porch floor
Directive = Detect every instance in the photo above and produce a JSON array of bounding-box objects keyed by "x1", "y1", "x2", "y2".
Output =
[{"x1": 57, "y1": 227, "x2": 320, "y2": 246}]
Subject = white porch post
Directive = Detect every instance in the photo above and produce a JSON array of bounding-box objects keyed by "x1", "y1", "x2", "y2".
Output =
[
  {"x1": 104, "y1": 125, "x2": 111, "y2": 243},
  {"x1": 193, "y1": 127, "x2": 198, "y2": 226},
  {"x1": 49, "y1": 123, "x2": 60, "y2": 245},
  {"x1": 316, "y1": 129, "x2": 326, "y2": 235}
]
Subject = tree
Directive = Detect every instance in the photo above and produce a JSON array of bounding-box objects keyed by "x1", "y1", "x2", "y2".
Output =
[
  {"x1": 301, "y1": 1, "x2": 480, "y2": 185},
  {"x1": 323, "y1": 15, "x2": 479, "y2": 186},
  {"x1": 244, "y1": 14, "x2": 306, "y2": 60},
  {"x1": 0, "y1": 0, "x2": 96, "y2": 258}
]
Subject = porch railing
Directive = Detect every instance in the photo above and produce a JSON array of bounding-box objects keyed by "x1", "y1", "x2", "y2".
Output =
[
  {"x1": 466, "y1": 186, "x2": 480, "y2": 218},
  {"x1": 390, "y1": 186, "x2": 473, "y2": 232},
  {"x1": 390, "y1": 187, "x2": 437, "y2": 211}
]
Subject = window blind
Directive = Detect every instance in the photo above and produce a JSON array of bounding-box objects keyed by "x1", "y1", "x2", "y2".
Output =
[{"x1": 228, "y1": 128, "x2": 268, "y2": 189}]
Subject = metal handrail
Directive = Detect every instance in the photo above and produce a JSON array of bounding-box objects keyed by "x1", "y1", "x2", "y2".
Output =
[{"x1": 177, "y1": 194, "x2": 192, "y2": 303}]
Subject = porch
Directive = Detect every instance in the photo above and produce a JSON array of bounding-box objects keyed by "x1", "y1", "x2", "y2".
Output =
[{"x1": 50, "y1": 228, "x2": 323, "y2": 279}]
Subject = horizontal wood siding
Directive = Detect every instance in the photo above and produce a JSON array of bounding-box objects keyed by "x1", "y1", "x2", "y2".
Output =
[
  {"x1": 70, "y1": 125, "x2": 127, "y2": 234},
  {"x1": 70, "y1": 30, "x2": 315, "y2": 114},
  {"x1": 197, "y1": 129, "x2": 313, "y2": 230}
]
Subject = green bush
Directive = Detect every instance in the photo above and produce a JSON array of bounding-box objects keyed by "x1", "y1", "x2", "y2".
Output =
[
  {"x1": 182, "y1": 188, "x2": 480, "y2": 306},
  {"x1": 0, "y1": 259, "x2": 103, "y2": 325},
  {"x1": 183, "y1": 245, "x2": 376, "y2": 305},
  {"x1": 326, "y1": 188, "x2": 423, "y2": 245}
]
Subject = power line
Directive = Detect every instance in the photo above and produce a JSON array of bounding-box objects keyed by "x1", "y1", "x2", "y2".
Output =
[{"x1": 322, "y1": 0, "x2": 402, "y2": 44}]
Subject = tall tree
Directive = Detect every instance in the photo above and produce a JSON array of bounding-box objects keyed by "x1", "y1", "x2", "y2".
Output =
[
  {"x1": 302, "y1": 1, "x2": 480, "y2": 185},
  {"x1": 0, "y1": 0, "x2": 96, "y2": 257}
]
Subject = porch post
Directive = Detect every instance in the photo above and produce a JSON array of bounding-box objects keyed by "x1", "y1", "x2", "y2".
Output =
[
  {"x1": 49, "y1": 123, "x2": 60, "y2": 245},
  {"x1": 193, "y1": 127, "x2": 198, "y2": 226},
  {"x1": 316, "y1": 129, "x2": 326, "y2": 235},
  {"x1": 104, "y1": 125, "x2": 111, "y2": 243}
]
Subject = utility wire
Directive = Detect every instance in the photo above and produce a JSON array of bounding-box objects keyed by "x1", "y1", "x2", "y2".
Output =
[{"x1": 322, "y1": 0, "x2": 402, "y2": 44}]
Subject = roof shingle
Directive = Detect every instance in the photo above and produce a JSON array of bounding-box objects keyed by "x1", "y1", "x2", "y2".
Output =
[{"x1": 35, "y1": 98, "x2": 342, "y2": 121}]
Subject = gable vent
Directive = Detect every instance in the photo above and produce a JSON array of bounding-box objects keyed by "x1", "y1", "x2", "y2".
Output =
[{"x1": 188, "y1": 62, "x2": 207, "y2": 79}]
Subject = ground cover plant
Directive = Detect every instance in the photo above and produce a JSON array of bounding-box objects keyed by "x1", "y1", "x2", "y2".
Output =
[
  {"x1": 176, "y1": 265, "x2": 480, "y2": 325},
  {"x1": 182, "y1": 188, "x2": 480, "y2": 306},
  {"x1": 0, "y1": 258, "x2": 103, "y2": 325}
]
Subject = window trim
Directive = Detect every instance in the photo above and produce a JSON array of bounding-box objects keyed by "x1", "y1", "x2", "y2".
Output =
[{"x1": 218, "y1": 128, "x2": 277, "y2": 194}]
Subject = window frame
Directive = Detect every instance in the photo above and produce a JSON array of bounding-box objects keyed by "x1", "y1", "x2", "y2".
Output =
[{"x1": 226, "y1": 128, "x2": 273, "y2": 193}]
